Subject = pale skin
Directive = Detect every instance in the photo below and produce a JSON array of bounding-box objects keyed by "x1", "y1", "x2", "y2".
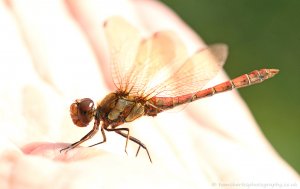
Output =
[{"x1": 0, "y1": 0, "x2": 299, "y2": 188}]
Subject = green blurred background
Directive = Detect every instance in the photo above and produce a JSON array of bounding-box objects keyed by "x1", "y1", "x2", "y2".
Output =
[{"x1": 161, "y1": 0, "x2": 300, "y2": 173}]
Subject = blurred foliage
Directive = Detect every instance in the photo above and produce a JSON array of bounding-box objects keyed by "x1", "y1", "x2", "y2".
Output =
[{"x1": 161, "y1": 0, "x2": 300, "y2": 173}]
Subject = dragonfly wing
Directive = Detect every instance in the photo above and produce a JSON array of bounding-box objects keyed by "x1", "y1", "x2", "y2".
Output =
[
  {"x1": 126, "y1": 31, "x2": 189, "y2": 97},
  {"x1": 104, "y1": 17, "x2": 228, "y2": 99},
  {"x1": 153, "y1": 44, "x2": 228, "y2": 97},
  {"x1": 104, "y1": 17, "x2": 189, "y2": 96},
  {"x1": 104, "y1": 16, "x2": 142, "y2": 92}
]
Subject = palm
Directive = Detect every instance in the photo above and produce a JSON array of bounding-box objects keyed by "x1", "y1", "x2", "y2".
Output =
[{"x1": 0, "y1": 0, "x2": 298, "y2": 188}]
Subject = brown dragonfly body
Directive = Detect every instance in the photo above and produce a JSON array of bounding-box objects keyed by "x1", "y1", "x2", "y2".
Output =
[{"x1": 61, "y1": 17, "x2": 279, "y2": 162}]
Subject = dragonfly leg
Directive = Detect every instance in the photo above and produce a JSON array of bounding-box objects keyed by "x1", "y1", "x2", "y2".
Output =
[
  {"x1": 60, "y1": 119, "x2": 100, "y2": 153},
  {"x1": 114, "y1": 130, "x2": 152, "y2": 163},
  {"x1": 105, "y1": 127, "x2": 130, "y2": 155},
  {"x1": 87, "y1": 127, "x2": 107, "y2": 147}
]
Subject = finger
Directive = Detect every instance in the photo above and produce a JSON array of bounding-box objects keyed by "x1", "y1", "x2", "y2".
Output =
[
  {"x1": 21, "y1": 142, "x2": 105, "y2": 161},
  {"x1": 64, "y1": 0, "x2": 149, "y2": 90},
  {"x1": 0, "y1": 1, "x2": 57, "y2": 143},
  {"x1": 190, "y1": 122, "x2": 300, "y2": 183},
  {"x1": 8, "y1": 0, "x2": 105, "y2": 99},
  {"x1": 1, "y1": 148, "x2": 195, "y2": 189},
  {"x1": 134, "y1": 0, "x2": 206, "y2": 53}
]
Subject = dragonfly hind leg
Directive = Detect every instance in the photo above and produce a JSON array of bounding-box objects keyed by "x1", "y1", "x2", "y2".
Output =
[
  {"x1": 103, "y1": 127, "x2": 131, "y2": 156},
  {"x1": 114, "y1": 129, "x2": 152, "y2": 163}
]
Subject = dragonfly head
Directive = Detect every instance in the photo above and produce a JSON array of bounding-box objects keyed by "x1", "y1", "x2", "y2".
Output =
[{"x1": 70, "y1": 98, "x2": 95, "y2": 127}]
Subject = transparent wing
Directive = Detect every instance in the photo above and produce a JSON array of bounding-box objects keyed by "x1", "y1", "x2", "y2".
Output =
[
  {"x1": 104, "y1": 17, "x2": 188, "y2": 96},
  {"x1": 104, "y1": 17, "x2": 228, "y2": 99},
  {"x1": 104, "y1": 16, "x2": 142, "y2": 92},
  {"x1": 152, "y1": 44, "x2": 228, "y2": 97},
  {"x1": 124, "y1": 31, "x2": 189, "y2": 97}
]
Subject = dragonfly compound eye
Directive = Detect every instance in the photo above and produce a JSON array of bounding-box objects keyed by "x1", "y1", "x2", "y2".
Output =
[{"x1": 70, "y1": 98, "x2": 95, "y2": 127}]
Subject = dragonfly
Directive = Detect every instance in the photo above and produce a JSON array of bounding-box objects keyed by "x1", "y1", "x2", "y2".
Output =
[{"x1": 61, "y1": 17, "x2": 279, "y2": 162}]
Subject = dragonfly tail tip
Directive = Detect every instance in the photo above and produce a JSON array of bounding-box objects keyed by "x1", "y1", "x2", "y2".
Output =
[{"x1": 269, "y1": 69, "x2": 280, "y2": 76}]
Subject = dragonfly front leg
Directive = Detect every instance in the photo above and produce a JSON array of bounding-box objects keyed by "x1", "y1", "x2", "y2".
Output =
[
  {"x1": 88, "y1": 127, "x2": 107, "y2": 147},
  {"x1": 60, "y1": 119, "x2": 100, "y2": 152},
  {"x1": 115, "y1": 130, "x2": 152, "y2": 163}
]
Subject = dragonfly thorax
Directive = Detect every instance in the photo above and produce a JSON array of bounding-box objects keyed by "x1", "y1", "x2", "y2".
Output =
[{"x1": 96, "y1": 93, "x2": 146, "y2": 128}]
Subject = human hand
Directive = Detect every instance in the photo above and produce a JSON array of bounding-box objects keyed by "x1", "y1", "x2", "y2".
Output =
[{"x1": 0, "y1": 0, "x2": 298, "y2": 188}]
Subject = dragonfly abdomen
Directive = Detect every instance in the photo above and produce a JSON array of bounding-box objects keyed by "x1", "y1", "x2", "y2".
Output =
[
  {"x1": 148, "y1": 69, "x2": 279, "y2": 114},
  {"x1": 213, "y1": 69, "x2": 279, "y2": 92}
]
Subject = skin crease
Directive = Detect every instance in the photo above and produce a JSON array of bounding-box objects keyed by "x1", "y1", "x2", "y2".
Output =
[{"x1": 0, "y1": 0, "x2": 299, "y2": 188}]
